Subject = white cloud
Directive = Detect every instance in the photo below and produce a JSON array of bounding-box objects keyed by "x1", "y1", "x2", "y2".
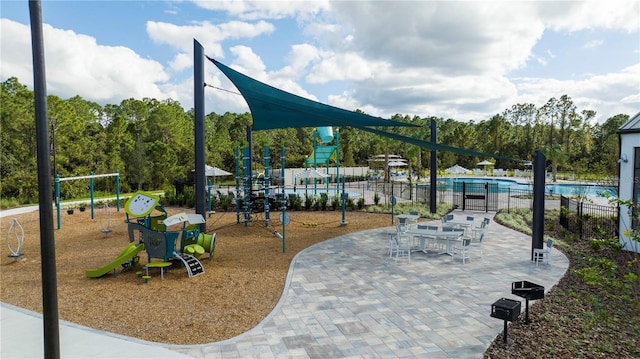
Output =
[
  {"x1": 324, "y1": 1, "x2": 545, "y2": 75},
  {"x1": 2, "y1": 0, "x2": 637, "y2": 125},
  {"x1": 169, "y1": 53, "x2": 192, "y2": 71},
  {"x1": 0, "y1": 19, "x2": 168, "y2": 103},
  {"x1": 191, "y1": 0, "x2": 330, "y2": 21},
  {"x1": 307, "y1": 53, "x2": 385, "y2": 83},
  {"x1": 513, "y1": 63, "x2": 640, "y2": 120},
  {"x1": 584, "y1": 39, "x2": 604, "y2": 49},
  {"x1": 146, "y1": 19, "x2": 275, "y2": 59},
  {"x1": 542, "y1": 1, "x2": 640, "y2": 32},
  {"x1": 226, "y1": 45, "x2": 319, "y2": 101}
]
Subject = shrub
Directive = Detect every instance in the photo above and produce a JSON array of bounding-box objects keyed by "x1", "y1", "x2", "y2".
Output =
[
  {"x1": 319, "y1": 195, "x2": 328, "y2": 210},
  {"x1": 357, "y1": 197, "x2": 365, "y2": 209},
  {"x1": 290, "y1": 195, "x2": 302, "y2": 211},
  {"x1": 373, "y1": 192, "x2": 380, "y2": 205},
  {"x1": 220, "y1": 195, "x2": 232, "y2": 211},
  {"x1": 331, "y1": 195, "x2": 340, "y2": 210},
  {"x1": 304, "y1": 194, "x2": 313, "y2": 210},
  {"x1": 346, "y1": 198, "x2": 355, "y2": 210}
]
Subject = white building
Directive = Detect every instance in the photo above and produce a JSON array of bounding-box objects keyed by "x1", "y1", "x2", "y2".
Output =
[{"x1": 618, "y1": 112, "x2": 640, "y2": 253}]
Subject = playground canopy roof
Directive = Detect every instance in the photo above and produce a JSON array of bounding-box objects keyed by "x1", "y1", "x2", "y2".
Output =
[
  {"x1": 163, "y1": 213, "x2": 206, "y2": 227},
  {"x1": 209, "y1": 57, "x2": 417, "y2": 131}
]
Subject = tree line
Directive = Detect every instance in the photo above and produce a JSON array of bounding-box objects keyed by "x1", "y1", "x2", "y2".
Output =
[{"x1": 0, "y1": 77, "x2": 628, "y2": 204}]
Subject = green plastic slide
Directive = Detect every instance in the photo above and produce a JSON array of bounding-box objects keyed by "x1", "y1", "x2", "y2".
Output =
[{"x1": 85, "y1": 242, "x2": 145, "y2": 278}]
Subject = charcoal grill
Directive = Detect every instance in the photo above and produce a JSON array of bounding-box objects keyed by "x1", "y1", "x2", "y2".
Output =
[
  {"x1": 490, "y1": 297, "x2": 521, "y2": 344},
  {"x1": 511, "y1": 281, "x2": 544, "y2": 324}
]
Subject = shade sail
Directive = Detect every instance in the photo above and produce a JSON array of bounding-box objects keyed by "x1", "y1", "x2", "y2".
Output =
[
  {"x1": 209, "y1": 57, "x2": 417, "y2": 130},
  {"x1": 208, "y1": 58, "x2": 525, "y2": 163},
  {"x1": 353, "y1": 124, "x2": 520, "y2": 161}
]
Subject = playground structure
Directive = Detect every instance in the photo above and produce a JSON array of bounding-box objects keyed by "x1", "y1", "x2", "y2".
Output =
[
  {"x1": 85, "y1": 191, "x2": 215, "y2": 279},
  {"x1": 233, "y1": 127, "x2": 343, "y2": 225},
  {"x1": 6, "y1": 218, "x2": 25, "y2": 260},
  {"x1": 55, "y1": 171, "x2": 121, "y2": 229},
  {"x1": 234, "y1": 142, "x2": 287, "y2": 229},
  {"x1": 302, "y1": 127, "x2": 341, "y2": 195},
  {"x1": 226, "y1": 127, "x2": 350, "y2": 247},
  {"x1": 99, "y1": 203, "x2": 112, "y2": 236}
]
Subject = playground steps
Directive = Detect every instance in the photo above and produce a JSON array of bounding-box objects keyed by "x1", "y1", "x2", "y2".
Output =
[{"x1": 175, "y1": 253, "x2": 204, "y2": 277}]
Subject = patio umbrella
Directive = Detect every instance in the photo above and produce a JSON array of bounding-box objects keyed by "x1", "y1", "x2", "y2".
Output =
[
  {"x1": 205, "y1": 165, "x2": 232, "y2": 177},
  {"x1": 445, "y1": 164, "x2": 470, "y2": 175},
  {"x1": 203, "y1": 165, "x2": 232, "y2": 188}
]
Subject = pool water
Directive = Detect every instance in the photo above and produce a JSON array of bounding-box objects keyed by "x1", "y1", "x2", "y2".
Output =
[{"x1": 436, "y1": 177, "x2": 617, "y2": 198}]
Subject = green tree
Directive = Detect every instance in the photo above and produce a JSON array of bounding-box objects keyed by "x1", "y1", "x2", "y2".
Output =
[
  {"x1": 0, "y1": 78, "x2": 37, "y2": 202},
  {"x1": 591, "y1": 114, "x2": 629, "y2": 174},
  {"x1": 542, "y1": 144, "x2": 568, "y2": 182}
]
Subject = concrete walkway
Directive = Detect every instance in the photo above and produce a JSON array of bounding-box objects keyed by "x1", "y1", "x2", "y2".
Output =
[{"x1": 1, "y1": 211, "x2": 568, "y2": 358}]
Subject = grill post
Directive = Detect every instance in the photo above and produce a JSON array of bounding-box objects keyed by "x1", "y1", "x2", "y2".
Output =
[{"x1": 491, "y1": 298, "x2": 521, "y2": 345}]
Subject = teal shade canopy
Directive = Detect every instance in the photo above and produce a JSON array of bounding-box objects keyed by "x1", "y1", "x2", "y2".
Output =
[
  {"x1": 209, "y1": 57, "x2": 523, "y2": 163},
  {"x1": 209, "y1": 57, "x2": 417, "y2": 130}
]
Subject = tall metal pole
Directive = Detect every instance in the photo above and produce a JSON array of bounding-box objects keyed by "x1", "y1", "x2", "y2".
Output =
[
  {"x1": 281, "y1": 145, "x2": 286, "y2": 253},
  {"x1": 532, "y1": 151, "x2": 546, "y2": 260},
  {"x1": 247, "y1": 125, "x2": 253, "y2": 186},
  {"x1": 51, "y1": 118, "x2": 56, "y2": 188},
  {"x1": 115, "y1": 169, "x2": 120, "y2": 210},
  {"x1": 335, "y1": 129, "x2": 340, "y2": 196},
  {"x1": 264, "y1": 143, "x2": 270, "y2": 227},
  {"x1": 429, "y1": 119, "x2": 437, "y2": 214},
  {"x1": 235, "y1": 145, "x2": 241, "y2": 224},
  {"x1": 29, "y1": 1, "x2": 60, "y2": 357},
  {"x1": 194, "y1": 39, "x2": 206, "y2": 233},
  {"x1": 90, "y1": 171, "x2": 95, "y2": 219}
]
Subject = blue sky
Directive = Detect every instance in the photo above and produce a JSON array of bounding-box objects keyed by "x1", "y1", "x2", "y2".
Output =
[{"x1": 1, "y1": 1, "x2": 638, "y2": 123}]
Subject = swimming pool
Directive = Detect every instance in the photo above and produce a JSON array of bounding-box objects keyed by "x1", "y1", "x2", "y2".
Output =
[{"x1": 436, "y1": 177, "x2": 617, "y2": 198}]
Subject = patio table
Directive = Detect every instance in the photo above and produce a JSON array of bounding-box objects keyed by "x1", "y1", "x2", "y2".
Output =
[
  {"x1": 445, "y1": 220, "x2": 474, "y2": 235},
  {"x1": 396, "y1": 214, "x2": 420, "y2": 228},
  {"x1": 405, "y1": 228, "x2": 463, "y2": 255}
]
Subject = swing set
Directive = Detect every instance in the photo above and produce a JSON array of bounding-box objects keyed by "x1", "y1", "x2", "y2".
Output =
[{"x1": 55, "y1": 171, "x2": 121, "y2": 229}]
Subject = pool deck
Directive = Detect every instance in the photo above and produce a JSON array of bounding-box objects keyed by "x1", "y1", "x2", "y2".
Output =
[{"x1": 1, "y1": 210, "x2": 568, "y2": 359}]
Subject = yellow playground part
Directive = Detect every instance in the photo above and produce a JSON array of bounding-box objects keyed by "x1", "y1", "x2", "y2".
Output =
[
  {"x1": 196, "y1": 232, "x2": 216, "y2": 260},
  {"x1": 144, "y1": 261, "x2": 172, "y2": 279},
  {"x1": 85, "y1": 242, "x2": 144, "y2": 278},
  {"x1": 184, "y1": 244, "x2": 205, "y2": 260}
]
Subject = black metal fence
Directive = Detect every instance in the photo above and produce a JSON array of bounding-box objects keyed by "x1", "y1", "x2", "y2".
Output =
[
  {"x1": 559, "y1": 195, "x2": 619, "y2": 240},
  {"x1": 452, "y1": 182, "x2": 499, "y2": 212},
  {"x1": 504, "y1": 188, "x2": 534, "y2": 212}
]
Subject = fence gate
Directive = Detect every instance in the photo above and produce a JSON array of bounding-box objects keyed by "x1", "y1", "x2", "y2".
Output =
[{"x1": 453, "y1": 182, "x2": 498, "y2": 212}]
